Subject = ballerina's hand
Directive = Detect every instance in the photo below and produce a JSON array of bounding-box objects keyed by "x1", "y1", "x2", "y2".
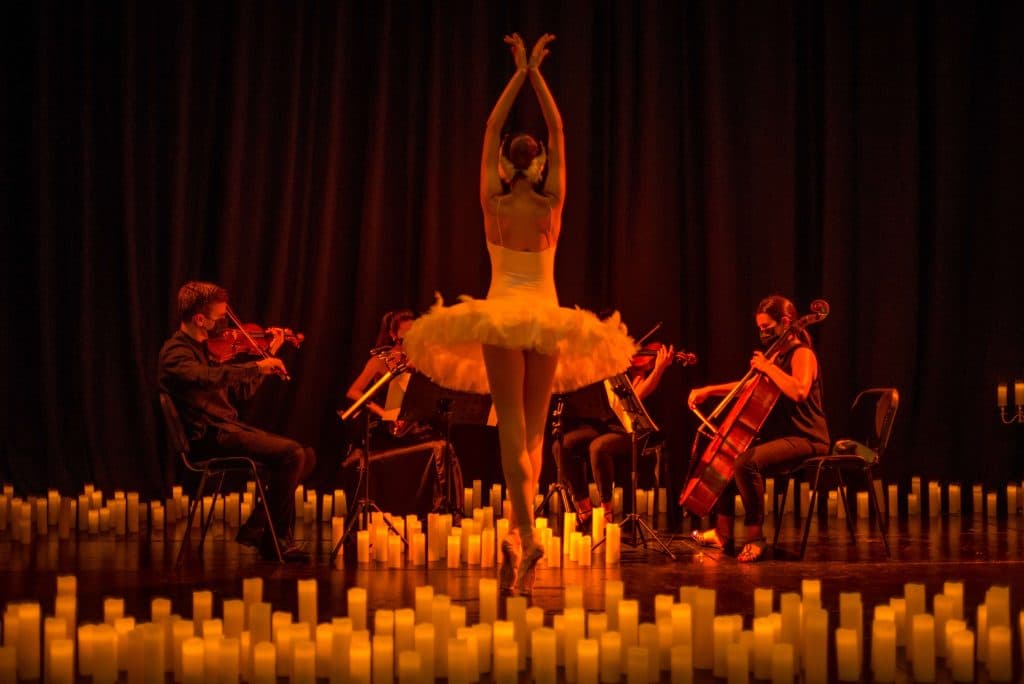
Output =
[
  {"x1": 504, "y1": 33, "x2": 527, "y2": 70},
  {"x1": 528, "y1": 33, "x2": 555, "y2": 70}
]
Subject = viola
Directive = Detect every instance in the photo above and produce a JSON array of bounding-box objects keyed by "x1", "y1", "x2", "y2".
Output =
[
  {"x1": 678, "y1": 300, "x2": 829, "y2": 516},
  {"x1": 629, "y1": 343, "x2": 698, "y2": 374},
  {"x1": 207, "y1": 324, "x2": 305, "y2": 364}
]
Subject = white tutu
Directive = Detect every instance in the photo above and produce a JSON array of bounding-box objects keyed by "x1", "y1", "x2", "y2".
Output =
[{"x1": 403, "y1": 293, "x2": 637, "y2": 394}]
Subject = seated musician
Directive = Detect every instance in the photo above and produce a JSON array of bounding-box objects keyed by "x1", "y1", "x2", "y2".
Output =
[
  {"x1": 158, "y1": 281, "x2": 316, "y2": 562},
  {"x1": 552, "y1": 336, "x2": 675, "y2": 529},
  {"x1": 344, "y1": 309, "x2": 462, "y2": 514},
  {"x1": 688, "y1": 295, "x2": 830, "y2": 562}
]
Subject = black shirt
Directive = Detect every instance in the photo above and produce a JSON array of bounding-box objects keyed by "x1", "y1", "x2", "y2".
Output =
[
  {"x1": 760, "y1": 342, "x2": 830, "y2": 448},
  {"x1": 158, "y1": 330, "x2": 263, "y2": 440}
]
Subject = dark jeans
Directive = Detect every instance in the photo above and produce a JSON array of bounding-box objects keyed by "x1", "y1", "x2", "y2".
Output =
[
  {"x1": 552, "y1": 422, "x2": 637, "y2": 514},
  {"x1": 715, "y1": 436, "x2": 828, "y2": 527},
  {"x1": 192, "y1": 425, "x2": 316, "y2": 544}
]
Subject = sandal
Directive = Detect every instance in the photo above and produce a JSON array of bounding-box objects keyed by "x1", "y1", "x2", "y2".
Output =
[
  {"x1": 737, "y1": 538, "x2": 768, "y2": 563},
  {"x1": 690, "y1": 528, "x2": 733, "y2": 553}
]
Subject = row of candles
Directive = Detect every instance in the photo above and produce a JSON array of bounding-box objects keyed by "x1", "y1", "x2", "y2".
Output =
[
  {"x1": 996, "y1": 381, "x2": 1024, "y2": 407},
  {"x1": 1, "y1": 575, "x2": 1020, "y2": 683}
]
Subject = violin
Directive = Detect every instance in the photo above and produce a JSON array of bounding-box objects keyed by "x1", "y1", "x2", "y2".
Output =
[
  {"x1": 206, "y1": 306, "x2": 305, "y2": 380},
  {"x1": 207, "y1": 325, "x2": 305, "y2": 363},
  {"x1": 629, "y1": 342, "x2": 698, "y2": 374}
]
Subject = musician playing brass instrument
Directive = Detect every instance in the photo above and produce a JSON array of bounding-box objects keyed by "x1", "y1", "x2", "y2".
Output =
[{"x1": 687, "y1": 295, "x2": 829, "y2": 562}]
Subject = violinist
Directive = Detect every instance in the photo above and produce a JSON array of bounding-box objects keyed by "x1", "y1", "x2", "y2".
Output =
[
  {"x1": 687, "y1": 295, "x2": 829, "y2": 562},
  {"x1": 345, "y1": 309, "x2": 416, "y2": 423},
  {"x1": 158, "y1": 281, "x2": 316, "y2": 562},
  {"x1": 553, "y1": 314, "x2": 676, "y2": 530}
]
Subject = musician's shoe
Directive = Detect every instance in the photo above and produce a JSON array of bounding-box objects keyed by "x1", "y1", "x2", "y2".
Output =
[
  {"x1": 234, "y1": 517, "x2": 265, "y2": 548},
  {"x1": 690, "y1": 528, "x2": 734, "y2": 554},
  {"x1": 737, "y1": 538, "x2": 768, "y2": 563},
  {"x1": 516, "y1": 541, "x2": 545, "y2": 598},
  {"x1": 259, "y1": 538, "x2": 311, "y2": 563},
  {"x1": 499, "y1": 537, "x2": 520, "y2": 596}
]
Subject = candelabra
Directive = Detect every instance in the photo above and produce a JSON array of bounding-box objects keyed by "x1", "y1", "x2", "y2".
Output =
[{"x1": 997, "y1": 380, "x2": 1024, "y2": 424}]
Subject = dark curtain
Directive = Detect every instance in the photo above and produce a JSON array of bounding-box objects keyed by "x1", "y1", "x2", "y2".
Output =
[{"x1": 3, "y1": 1, "x2": 1021, "y2": 500}]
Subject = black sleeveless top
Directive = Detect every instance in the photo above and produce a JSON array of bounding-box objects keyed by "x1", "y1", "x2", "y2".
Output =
[{"x1": 759, "y1": 342, "x2": 830, "y2": 448}]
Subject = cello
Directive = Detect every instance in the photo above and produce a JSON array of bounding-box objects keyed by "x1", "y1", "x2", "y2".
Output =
[{"x1": 678, "y1": 299, "x2": 830, "y2": 516}]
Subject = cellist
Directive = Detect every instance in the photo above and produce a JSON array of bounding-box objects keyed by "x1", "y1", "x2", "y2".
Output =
[{"x1": 687, "y1": 295, "x2": 830, "y2": 562}]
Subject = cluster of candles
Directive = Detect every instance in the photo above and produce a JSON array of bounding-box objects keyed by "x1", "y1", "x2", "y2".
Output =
[
  {"x1": 997, "y1": 380, "x2": 1024, "y2": 423},
  {"x1": 1, "y1": 575, "x2": 1020, "y2": 683}
]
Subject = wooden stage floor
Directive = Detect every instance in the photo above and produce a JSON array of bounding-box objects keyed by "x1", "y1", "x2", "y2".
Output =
[{"x1": 1, "y1": 507, "x2": 1022, "y2": 682}]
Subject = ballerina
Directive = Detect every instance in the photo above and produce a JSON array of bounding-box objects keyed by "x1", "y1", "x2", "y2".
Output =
[{"x1": 403, "y1": 33, "x2": 635, "y2": 595}]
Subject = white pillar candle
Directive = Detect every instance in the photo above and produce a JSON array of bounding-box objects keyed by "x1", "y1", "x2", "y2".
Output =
[
  {"x1": 949, "y1": 629, "x2": 974, "y2": 682},
  {"x1": 972, "y1": 485, "x2": 983, "y2": 515},
  {"x1": 447, "y1": 534, "x2": 461, "y2": 568},
  {"x1": 770, "y1": 642, "x2": 793, "y2": 683},
  {"x1": 91, "y1": 624, "x2": 117, "y2": 684},
  {"x1": 479, "y1": 578, "x2": 498, "y2": 625},
  {"x1": 349, "y1": 637, "x2": 371, "y2": 684},
  {"x1": 930, "y1": 594, "x2": 952, "y2": 658},
  {"x1": 928, "y1": 482, "x2": 941, "y2": 517},
  {"x1": 943, "y1": 582, "x2": 965, "y2": 620},
  {"x1": 394, "y1": 607, "x2": 415, "y2": 655},
  {"x1": 856, "y1": 491, "x2": 869, "y2": 518},
  {"x1": 838, "y1": 592, "x2": 863, "y2": 668},
  {"x1": 887, "y1": 484, "x2": 898, "y2": 518},
  {"x1": 605, "y1": 580, "x2": 624, "y2": 631},
  {"x1": 599, "y1": 631, "x2": 621, "y2": 683},
  {"x1": 493, "y1": 642, "x2": 517, "y2": 684},
  {"x1": 726, "y1": 641, "x2": 749, "y2": 684},
  {"x1": 779, "y1": 593, "x2": 802, "y2": 673},
  {"x1": 414, "y1": 623, "x2": 436, "y2": 683},
  {"x1": 988, "y1": 625, "x2": 1012, "y2": 682},
  {"x1": 180, "y1": 637, "x2": 204, "y2": 684},
  {"x1": 871, "y1": 618, "x2": 896, "y2": 682},
  {"x1": 903, "y1": 583, "x2": 925, "y2": 656},
  {"x1": 802, "y1": 579, "x2": 821, "y2": 609},
  {"x1": 15, "y1": 602, "x2": 41, "y2": 680},
  {"x1": 669, "y1": 644, "x2": 693, "y2": 683},
  {"x1": 911, "y1": 613, "x2": 935, "y2": 681},
  {"x1": 835, "y1": 628, "x2": 859, "y2": 681},
  {"x1": 372, "y1": 634, "x2": 394, "y2": 684},
  {"x1": 564, "y1": 608, "x2": 585, "y2": 682},
  {"x1": 411, "y1": 531, "x2": 426, "y2": 566},
  {"x1": 987, "y1": 491, "x2": 998, "y2": 518},
  {"x1": 347, "y1": 587, "x2": 367, "y2": 631},
  {"x1": 693, "y1": 589, "x2": 716, "y2": 670},
  {"x1": 531, "y1": 627, "x2": 556, "y2": 684},
  {"x1": 752, "y1": 617, "x2": 774, "y2": 680},
  {"x1": 977, "y1": 604, "x2": 988, "y2": 664},
  {"x1": 625, "y1": 646, "x2": 648, "y2": 684},
  {"x1": 251, "y1": 641, "x2": 276, "y2": 684},
  {"x1": 907, "y1": 493, "x2": 920, "y2": 515},
  {"x1": 803, "y1": 607, "x2": 827, "y2": 684},
  {"x1": 415, "y1": 585, "x2": 434, "y2": 625},
  {"x1": 431, "y1": 595, "x2": 451, "y2": 678},
  {"x1": 712, "y1": 615, "x2": 737, "y2": 678},
  {"x1": 126, "y1": 492, "x2": 139, "y2": 533},
  {"x1": 397, "y1": 650, "x2": 422, "y2": 684},
  {"x1": 576, "y1": 638, "x2": 599, "y2": 684},
  {"x1": 472, "y1": 623, "x2": 492, "y2": 676},
  {"x1": 671, "y1": 603, "x2": 692, "y2": 649},
  {"x1": 948, "y1": 484, "x2": 961, "y2": 515},
  {"x1": 606, "y1": 523, "x2": 621, "y2": 564},
  {"x1": 356, "y1": 530, "x2": 370, "y2": 563},
  {"x1": 619, "y1": 599, "x2": 639, "y2": 654}
]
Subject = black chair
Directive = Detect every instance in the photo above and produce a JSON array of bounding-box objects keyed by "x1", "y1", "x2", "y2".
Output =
[
  {"x1": 158, "y1": 393, "x2": 283, "y2": 564},
  {"x1": 772, "y1": 387, "x2": 899, "y2": 559}
]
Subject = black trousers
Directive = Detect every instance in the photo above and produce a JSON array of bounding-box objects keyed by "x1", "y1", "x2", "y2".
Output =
[
  {"x1": 552, "y1": 422, "x2": 639, "y2": 515},
  {"x1": 192, "y1": 425, "x2": 316, "y2": 543},
  {"x1": 715, "y1": 436, "x2": 828, "y2": 527}
]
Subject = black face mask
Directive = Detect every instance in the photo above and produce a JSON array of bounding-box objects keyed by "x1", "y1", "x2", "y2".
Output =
[{"x1": 759, "y1": 325, "x2": 782, "y2": 348}]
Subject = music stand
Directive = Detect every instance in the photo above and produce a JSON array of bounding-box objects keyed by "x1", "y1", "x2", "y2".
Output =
[
  {"x1": 396, "y1": 372, "x2": 493, "y2": 520},
  {"x1": 331, "y1": 363, "x2": 409, "y2": 561},
  {"x1": 536, "y1": 396, "x2": 576, "y2": 518},
  {"x1": 593, "y1": 374, "x2": 676, "y2": 559}
]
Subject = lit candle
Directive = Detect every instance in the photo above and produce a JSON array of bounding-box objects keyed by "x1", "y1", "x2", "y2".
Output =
[
  {"x1": 372, "y1": 634, "x2": 394, "y2": 684},
  {"x1": 1015, "y1": 381, "x2": 1024, "y2": 407},
  {"x1": 181, "y1": 637, "x2": 204, "y2": 684},
  {"x1": 928, "y1": 482, "x2": 940, "y2": 517},
  {"x1": 932, "y1": 594, "x2": 952, "y2": 657},
  {"x1": 473, "y1": 623, "x2": 492, "y2": 675},
  {"x1": 193, "y1": 590, "x2": 213, "y2": 626},
  {"x1": 357, "y1": 530, "x2": 370, "y2": 563},
  {"x1": 988, "y1": 626, "x2": 1011, "y2": 682},
  {"x1": 803, "y1": 607, "x2": 828, "y2": 683},
  {"x1": 532, "y1": 627, "x2": 556, "y2": 684},
  {"x1": 348, "y1": 587, "x2": 367, "y2": 631},
  {"x1": 870, "y1": 618, "x2": 896, "y2": 682},
  {"x1": 948, "y1": 484, "x2": 961, "y2": 515},
  {"x1": 431, "y1": 595, "x2": 451, "y2": 678},
  {"x1": 126, "y1": 492, "x2": 139, "y2": 533},
  {"x1": 987, "y1": 492, "x2": 998, "y2": 518},
  {"x1": 15, "y1": 602, "x2": 41, "y2": 679},
  {"x1": 252, "y1": 641, "x2": 276, "y2": 684},
  {"x1": 88, "y1": 509, "x2": 100, "y2": 534},
  {"x1": 856, "y1": 491, "x2": 869, "y2": 518},
  {"x1": 835, "y1": 628, "x2": 859, "y2": 681},
  {"x1": 395, "y1": 607, "x2": 416, "y2": 655},
  {"x1": 600, "y1": 631, "x2": 621, "y2": 682},
  {"x1": 726, "y1": 641, "x2": 749, "y2": 684},
  {"x1": 997, "y1": 383, "x2": 1008, "y2": 407},
  {"x1": 414, "y1": 623, "x2": 436, "y2": 683},
  {"x1": 693, "y1": 588, "x2": 716, "y2": 670},
  {"x1": 242, "y1": 576, "x2": 263, "y2": 610},
  {"x1": 1007, "y1": 485, "x2": 1018, "y2": 515},
  {"x1": 779, "y1": 593, "x2": 802, "y2": 672},
  {"x1": 626, "y1": 646, "x2": 648, "y2": 684},
  {"x1": 103, "y1": 597, "x2": 124, "y2": 625},
  {"x1": 564, "y1": 608, "x2": 585, "y2": 682},
  {"x1": 712, "y1": 615, "x2": 737, "y2": 678},
  {"x1": 447, "y1": 534, "x2": 461, "y2": 568},
  {"x1": 493, "y1": 642, "x2": 517, "y2": 684},
  {"x1": 92, "y1": 624, "x2": 117, "y2": 684},
  {"x1": 907, "y1": 493, "x2": 920, "y2": 515},
  {"x1": 605, "y1": 580, "x2": 624, "y2": 630},
  {"x1": 592, "y1": 505, "x2": 605, "y2": 544},
  {"x1": 752, "y1": 617, "x2": 774, "y2": 679},
  {"x1": 904, "y1": 583, "x2": 926, "y2": 654},
  {"x1": 667, "y1": 644, "x2": 691, "y2": 683},
  {"x1": 349, "y1": 637, "x2": 371, "y2": 684},
  {"x1": 801, "y1": 580, "x2": 821, "y2": 609},
  {"x1": 944, "y1": 618, "x2": 966, "y2": 660},
  {"x1": 770, "y1": 643, "x2": 793, "y2": 683},
  {"x1": 415, "y1": 585, "x2": 434, "y2": 625},
  {"x1": 398, "y1": 650, "x2": 422, "y2": 684},
  {"x1": 413, "y1": 532, "x2": 427, "y2": 566},
  {"x1": 171, "y1": 620, "x2": 194, "y2": 680},
  {"x1": 375, "y1": 525, "x2": 389, "y2": 563},
  {"x1": 479, "y1": 578, "x2": 497, "y2": 625},
  {"x1": 671, "y1": 603, "x2": 692, "y2": 649},
  {"x1": 887, "y1": 484, "x2": 898, "y2": 519},
  {"x1": 949, "y1": 629, "x2": 974, "y2": 682},
  {"x1": 973, "y1": 485, "x2": 983, "y2": 516},
  {"x1": 575, "y1": 638, "x2": 598, "y2": 684},
  {"x1": 910, "y1": 613, "x2": 935, "y2": 682},
  {"x1": 48, "y1": 637, "x2": 73, "y2": 684},
  {"x1": 606, "y1": 522, "x2": 621, "y2": 564}
]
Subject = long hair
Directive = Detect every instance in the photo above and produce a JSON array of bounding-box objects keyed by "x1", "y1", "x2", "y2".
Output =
[
  {"x1": 756, "y1": 294, "x2": 812, "y2": 346},
  {"x1": 375, "y1": 309, "x2": 414, "y2": 348}
]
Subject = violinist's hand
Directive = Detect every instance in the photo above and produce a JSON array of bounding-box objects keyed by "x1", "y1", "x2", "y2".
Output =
[
  {"x1": 528, "y1": 33, "x2": 555, "y2": 71},
  {"x1": 257, "y1": 357, "x2": 288, "y2": 377},
  {"x1": 653, "y1": 344, "x2": 674, "y2": 375},
  {"x1": 750, "y1": 351, "x2": 773, "y2": 374},
  {"x1": 688, "y1": 387, "x2": 712, "y2": 411},
  {"x1": 504, "y1": 33, "x2": 527, "y2": 70},
  {"x1": 266, "y1": 327, "x2": 286, "y2": 355}
]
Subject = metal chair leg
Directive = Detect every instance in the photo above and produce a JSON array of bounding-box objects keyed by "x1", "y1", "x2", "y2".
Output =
[
  {"x1": 864, "y1": 469, "x2": 891, "y2": 558},
  {"x1": 799, "y1": 462, "x2": 825, "y2": 559},
  {"x1": 198, "y1": 471, "x2": 226, "y2": 553},
  {"x1": 835, "y1": 470, "x2": 857, "y2": 541},
  {"x1": 250, "y1": 463, "x2": 283, "y2": 563},
  {"x1": 772, "y1": 477, "x2": 790, "y2": 547},
  {"x1": 177, "y1": 470, "x2": 210, "y2": 566}
]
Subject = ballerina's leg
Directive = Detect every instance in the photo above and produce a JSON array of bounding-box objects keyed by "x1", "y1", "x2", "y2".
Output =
[
  {"x1": 523, "y1": 349, "x2": 559, "y2": 509},
  {"x1": 482, "y1": 344, "x2": 532, "y2": 535}
]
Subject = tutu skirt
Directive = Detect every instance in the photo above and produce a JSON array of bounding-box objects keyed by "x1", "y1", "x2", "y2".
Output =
[{"x1": 403, "y1": 294, "x2": 637, "y2": 394}]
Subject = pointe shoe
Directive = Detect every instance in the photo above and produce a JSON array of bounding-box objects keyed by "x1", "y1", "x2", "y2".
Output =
[
  {"x1": 516, "y1": 542, "x2": 545, "y2": 597},
  {"x1": 499, "y1": 538, "x2": 520, "y2": 596}
]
